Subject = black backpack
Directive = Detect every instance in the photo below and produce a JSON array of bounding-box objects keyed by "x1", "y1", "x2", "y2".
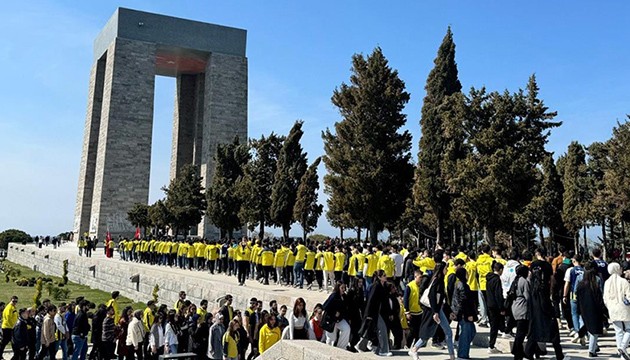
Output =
[{"x1": 504, "y1": 275, "x2": 520, "y2": 309}]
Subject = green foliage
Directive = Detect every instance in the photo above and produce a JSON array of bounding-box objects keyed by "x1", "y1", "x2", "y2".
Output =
[
  {"x1": 207, "y1": 136, "x2": 250, "y2": 239},
  {"x1": 323, "y1": 47, "x2": 413, "y2": 243},
  {"x1": 0, "y1": 229, "x2": 32, "y2": 249},
  {"x1": 127, "y1": 203, "x2": 151, "y2": 235},
  {"x1": 561, "y1": 141, "x2": 591, "y2": 239},
  {"x1": 238, "y1": 133, "x2": 284, "y2": 239},
  {"x1": 415, "y1": 27, "x2": 463, "y2": 244},
  {"x1": 163, "y1": 164, "x2": 207, "y2": 236},
  {"x1": 62, "y1": 259, "x2": 69, "y2": 285},
  {"x1": 33, "y1": 278, "x2": 43, "y2": 307},
  {"x1": 294, "y1": 158, "x2": 324, "y2": 240},
  {"x1": 271, "y1": 121, "x2": 308, "y2": 239},
  {"x1": 148, "y1": 200, "x2": 172, "y2": 234},
  {"x1": 307, "y1": 234, "x2": 329, "y2": 242},
  {"x1": 526, "y1": 154, "x2": 564, "y2": 244},
  {"x1": 152, "y1": 284, "x2": 159, "y2": 303},
  {"x1": 0, "y1": 261, "x2": 21, "y2": 282}
]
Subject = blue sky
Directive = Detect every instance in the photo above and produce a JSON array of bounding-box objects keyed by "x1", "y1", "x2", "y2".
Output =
[{"x1": 1, "y1": 1, "x2": 629, "y2": 238}]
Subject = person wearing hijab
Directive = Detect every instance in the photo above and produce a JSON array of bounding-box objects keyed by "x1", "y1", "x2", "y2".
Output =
[{"x1": 604, "y1": 262, "x2": 630, "y2": 360}]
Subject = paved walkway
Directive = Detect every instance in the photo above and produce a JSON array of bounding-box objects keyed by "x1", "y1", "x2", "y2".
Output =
[{"x1": 5, "y1": 243, "x2": 619, "y2": 359}]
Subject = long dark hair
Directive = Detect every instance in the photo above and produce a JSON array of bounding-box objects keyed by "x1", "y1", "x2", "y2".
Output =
[
  {"x1": 580, "y1": 261, "x2": 600, "y2": 294},
  {"x1": 293, "y1": 298, "x2": 307, "y2": 318},
  {"x1": 432, "y1": 262, "x2": 447, "y2": 283}
]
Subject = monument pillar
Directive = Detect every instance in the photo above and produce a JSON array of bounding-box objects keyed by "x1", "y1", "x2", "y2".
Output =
[
  {"x1": 198, "y1": 52, "x2": 248, "y2": 238},
  {"x1": 74, "y1": 56, "x2": 106, "y2": 237},
  {"x1": 89, "y1": 38, "x2": 156, "y2": 238}
]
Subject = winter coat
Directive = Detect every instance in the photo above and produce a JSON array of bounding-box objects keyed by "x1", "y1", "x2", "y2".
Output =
[
  {"x1": 528, "y1": 267, "x2": 560, "y2": 342},
  {"x1": 486, "y1": 272, "x2": 505, "y2": 310},
  {"x1": 604, "y1": 263, "x2": 630, "y2": 322},
  {"x1": 511, "y1": 277, "x2": 530, "y2": 321},
  {"x1": 576, "y1": 282, "x2": 605, "y2": 335},
  {"x1": 451, "y1": 281, "x2": 478, "y2": 322}
]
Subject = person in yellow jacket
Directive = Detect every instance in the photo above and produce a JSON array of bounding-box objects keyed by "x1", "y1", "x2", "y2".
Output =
[
  {"x1": 142, "y1": 300, "x2": 156, "y2": 332},
  {"x1": 333, "y1": 246, "x2": 346, "y2": 283},
  {"x1": 413, "y1": 250, "x2": 436, "y2": 275},
  {"x1": 105, "y1": 291, "x2": 120, "y2": 323},
  {"x1": 284, "y1": 245, "x2": 296, "y2": 286},
  {"x1": 354, "y1": 246, "x2": 366, "y2": 278},
  {"x1": 195, "y1": 241, "x2": 205, "y2": 270},
  {"x1": 322, "y1": 247, "x2": 335, "y2": 292},
  {"x1": 260, "y1": 243, "x2": 274, "y2": 285},
  {"x1": 314, "y1": 247, "x2": 324, "y2": 291},
  {"x1": 403, "y1": 270, "x2": 423, "y2": 348},
  {"x1": 363, "y1": 249, "x2": 379, "y2": 287},
  {"x1": 222, "y1": 319, "x2": 240, "y2": 359},
  {"x1": 258, "y1": 315, "x2": 281, "y2": 355},
  {"x1": 235, "y1": 239, "x2": 251, "y2": 286},
  {"x1": 304, "y1": 246, "x2": 316, "y2": 290},
  {"x1": 1, "y1": 296, "x2": 18, "y2": 356},
  {"x1": 476, "y1": 244, "x2": 494, "y2": 325},
  {"x1": 186, "y1": 241, "x2": 196, "y2": 269},
  {"x1": 294, "y1": 240, "x2": 308, "y2": 288},
  {"x1": 465, "y1": 252, "x2": 479, "y2": 292},
  {"x1": 378, "y1": 250, "x2": 395, "y2": 279},
  {"x1": 274, "y1": 246, "x2": 286, "y2": 285}
]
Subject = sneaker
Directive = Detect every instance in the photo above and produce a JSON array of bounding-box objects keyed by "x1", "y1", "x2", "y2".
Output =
[
  {"x1": 378, "y1": 352, "x2": 393, "y2": 357},
  {"x1": 571, "y1": 335, "x2": 580, "y2": 344},
  {"x1": 478, "y1": 322, "x2": 489, "y2": 328},
  {"x1": 568, "y1": 330, "x2": 576, "y2": 337},
  {"x1": 501, "y1": 332, "x2": 514, "y2": 339},
  {"x1": 432, "y1": 342, "x2": 445, "y2": 349},
  {"x1": 408, "y1": 350, "x2": 419, "y2": 360},
  {"x1": 488, "y1": 348, "x2": 502, "y2": 354},
  {"x1": 354, "y1": 344, "x2": 364, "y2": 353},
  {"x1": 620, "y1": 349, "x2": 630, "y2": 360},
  {"x1": 580, "y1": 336, "x2": 586, "y2": 347},
  {"x1": 588, "y1": 352, "x2": 597, "y2": 358}
]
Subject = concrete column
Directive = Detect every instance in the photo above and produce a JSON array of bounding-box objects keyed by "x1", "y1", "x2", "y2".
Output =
[
  {"x1": 89, "y1": 38, "x2": 157, "y2": 239},
  {"x1": 170, "y1": 74, "x2": 198, "y2": 180},
  {"x1": 198, "y1": 52, "x2": 248, "y2": 239},
  {"x1": 74, "y1": 55, "x2": 106, "y2": 238}
]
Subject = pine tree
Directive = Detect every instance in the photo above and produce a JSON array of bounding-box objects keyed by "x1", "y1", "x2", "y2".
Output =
[
  {"x1": 148, "y1": 199, "x2": 172, "y2": 235},
  {"x1": 293, "y1": 158, "x2": 323, "y2": 241},
  {"x1": 561, "y1": 141, "x2": 591, "y2": 252},
  {"x1": 270, "y1": 121, "x2": 308, "y2": 239},
  {"x1": 238, "y1": 133, "x2": 284, "y2": 240},
  {"x1": 587, "y1": 141, "x2": 612, "y2": 254},
  {"x1": 415, "y1": 27, "x2": 463, "y2": 245},
  {"x1": 323, "y1": 47, "x2": 413, "y2": 243},
  {"x1": 528, "y1": 154, "x2": 564, "y2": 247},
  {"x1": 162, "y1": 164, "x2": 206, "y2": 236},
  {"x1": 126, "y1": 203, "x2": 151, "y2": 237},
  {"x1": 206, "y1": 136, "x2": 250, "y2": 239}
]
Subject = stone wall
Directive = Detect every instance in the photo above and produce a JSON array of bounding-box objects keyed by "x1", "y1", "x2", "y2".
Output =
[{"x1": 6, "y1": 244, "x2": 315, "y2": 312}]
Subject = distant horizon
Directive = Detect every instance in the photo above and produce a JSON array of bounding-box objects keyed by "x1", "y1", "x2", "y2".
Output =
[{"x1": 1, "y1": 1, "x2": 628, "y2": 240}]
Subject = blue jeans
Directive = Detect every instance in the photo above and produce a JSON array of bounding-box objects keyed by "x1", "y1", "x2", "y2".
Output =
[
  {"x1": 71, "y1": 335, "x2": 88, "y2": 360},
  {"x1": 570, "y1": 300, "x2": 583, "y2": 332},
  {"x1": 55, "y1": 338, "x2": 68, "y2": 360},
  {"x1": 458, "y1": 320, "x2": 476, "y2": 359},
  {"x1": 167, "y1": 343, "x2": 178, "y2": 354},
  {"x1": 588, "y1": 333, "x2": 599, "y2": 354},
  {"x1": 413, "y1": 309, "x2": 454, "y2": 356},
  {"x1": 294, "y1": 262, "x2": 304, "y2": 287}
]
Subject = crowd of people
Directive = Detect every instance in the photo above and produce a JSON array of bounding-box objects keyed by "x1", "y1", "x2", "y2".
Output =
[{"x1": 7, "y1": 234, "x2": 630, "y2": 360}]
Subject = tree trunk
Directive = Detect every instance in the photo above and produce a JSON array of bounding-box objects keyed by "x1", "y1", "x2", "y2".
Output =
[
  {"x1": 369, "y1": 222, "x2": 378, "y2": 244},
  {"x1": 258, "y1": 220, "x2": 264, "y2": 241},
  {"x1": 583, "y1": 224, "x2": 588, "y2": 255},
  {"x1": 356, "y1": 228, "x2": 361, "y2": 242},
  {"x1": 436, "y1": 216, "x2": 444, "y2": 248},
  {"x1": 303, "y1": 229, "x2": 307, "y2": 242},
  {"x1": 483, "y1": 226, "x2": 495, "y2": 246},
  {"x1": 601, "y1": 217, "x2": 607, "y2": 260},
  {"x1": 228, "y1": 229, "x2": 234, "y2": 240},
  {"x1": 340, "y1": 227, "x2": 344, "y2": 241},
  {"x1": 283, "y1": 224, "x2": 290, "y2": 240},
  {"x1": 538, "y1": 225, "x2": 544, "y2": 245},
  {"x1": 622, "y1": 221, "x2": 627, "y2": 260}
]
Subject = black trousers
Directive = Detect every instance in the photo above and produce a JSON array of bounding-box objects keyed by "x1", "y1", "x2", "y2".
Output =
[
  {"x1": 0, "y1": 328, "x2": 12, "y2": 356},
  {"x1": 13, "y1": 346, "x2": 28, "y2": 360},
  {"x1": 315, "y1": 270, "x2": 323, "y2": 289},
  {"x1": 263, "y1": 266, "x2": 273, "y2": 285},
  {"x1": 37, "y1": 341, "x2": 57, "y2": 360},
  {"x1": 488, "y1": 307, "x2": 504, "y2": 349},
  {"x1": 406, "y1": 314, "x2": 422, "y2": 348},
  {"x1": 125, "y1": 343, "x2": 143, "y2": 360},
  {"x1": 512, "y1": 319, "x2": 529, "y2": 360},
  {"x1": 238, "y1": 261, "x2": 248, "y2": 284}
]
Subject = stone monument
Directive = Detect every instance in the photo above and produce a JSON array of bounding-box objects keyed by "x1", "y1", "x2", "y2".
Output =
[{"x1": 74, "y1": 8, "x2": 247, "y2": 240}]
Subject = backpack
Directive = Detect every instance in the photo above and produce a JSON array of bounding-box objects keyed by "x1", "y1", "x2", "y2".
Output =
[
  {"x1": 570, "y1": 266, "x2": 584, "y2": 300},
  {"x1": 504, "y1": 275, "x2": 520, "y2": 309}
]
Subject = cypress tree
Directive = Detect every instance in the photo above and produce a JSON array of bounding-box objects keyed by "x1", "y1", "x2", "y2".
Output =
[
  {"x1": 293, "y1": 158, "x2": 323, "y2": 241},
  {"x1": 162, "y1": 164, "x2": 206, "y2": 236},
  {"x1": 323, "y1": 47, "x2": 413, "y2": 243},
  {"x1": 415, "y1": 27, "x2": 463, "y2": 245},
  {"x1": 238, "y1": 133, "x2": 284, "y2": 240},
  {"x1": 206, "y1": 136, "x2": 250, "y2": 239},
  {"x1": 270, "y1": 121, "x2": 308, "y2": 239},
  {"x1": 561, "y1": 141, "x2": 590, "y2": 252}
]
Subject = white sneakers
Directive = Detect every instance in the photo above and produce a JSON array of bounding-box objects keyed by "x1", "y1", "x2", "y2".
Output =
[
  {"x1": 488, "y1": 348, "x2": 502, "y2": 354},
  {"x1": 408, "y1": 349, "x2": 419, "y2": 360},
  {"x1": 378, "y1": 352, "x2": 393, "y2": 357}
]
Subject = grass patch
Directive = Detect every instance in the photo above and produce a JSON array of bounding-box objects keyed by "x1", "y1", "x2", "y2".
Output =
[{"x1": 0, "y1": 260, "x2": 145, "y2": 309}]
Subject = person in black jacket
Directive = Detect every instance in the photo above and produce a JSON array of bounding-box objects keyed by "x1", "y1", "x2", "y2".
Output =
[
  {"x1": 355, "y1": 271, "x2": 391, "y2": 355},
  {"x1": 322, "y1": 281, "x2": 351, "y2": 350},
  {"x1": 386, "y1": 282, "x2": 403, "y2": 350},
  {"x1": 346, "y1": 277, "x2": 365, "y2": 351},
  {"x1": 409, "y1": 262, "x2": 455, "y2": 360},
  {"x1": 451, "y1": 267, "x2": 477, "y2": 360},
  {"x1": 12, "y1": 308, "x2": 30, "y2": 360},
  {"x1": 89, "y1": 304, "x2": 107, "y2": 360},
  {"x1": 72, "y1": 301, "x2": 91, "y2": 360},
  {"x1": 486, "y1": 261, "x2": 505, "y2": 354}
]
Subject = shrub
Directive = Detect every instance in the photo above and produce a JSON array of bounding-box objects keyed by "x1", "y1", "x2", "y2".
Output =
[
  {"x1": 152, "y1": 284, "x2": 159, "y2": 303},
  {"x1": 62, "y1": 260, "x2": 69, "y2": 285},
  {"x1": 33, "y1": 278, "x2": 43, "y2": 307}
]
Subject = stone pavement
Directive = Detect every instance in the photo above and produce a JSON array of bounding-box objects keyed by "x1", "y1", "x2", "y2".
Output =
[{"x1": 5, "y1": 243, "x2": 620, "y2": 359}]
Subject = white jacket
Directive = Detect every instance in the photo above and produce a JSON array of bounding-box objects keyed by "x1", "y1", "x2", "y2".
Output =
[
  {"x1": 126, "y1": 317, "x2": 146, "y2": 347},
  {"x1": 604, "y1": 263, "x2": 630, "y2": 322},
  {"x1": 501, "y1": 260, "x2": 520, "y2": 297}
]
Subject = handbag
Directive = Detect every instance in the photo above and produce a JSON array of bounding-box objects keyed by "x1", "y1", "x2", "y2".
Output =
[
  {"x1": 420, "y1": 279, "x2": 434, "y2": 307},
  {"x1": 321, "y1": 312, "x2": 335, "y2": 333}
]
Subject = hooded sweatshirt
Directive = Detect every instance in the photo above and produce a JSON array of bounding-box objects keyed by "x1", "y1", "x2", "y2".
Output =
[
  {"x1": 501, "y1": 260, "x2": 520, "y2": 297},
  {"x1": 603, "y1": 262, "x2": 630, "y2": 322}
]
